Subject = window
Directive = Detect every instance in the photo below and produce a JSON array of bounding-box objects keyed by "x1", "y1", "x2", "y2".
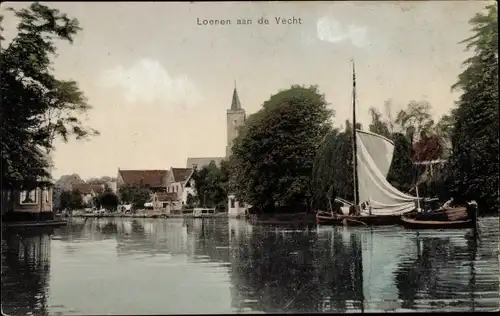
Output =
[
  {"x1": 240, "y1": 201, "x2": 245, "y2": 207},
  {"x1": 45, "y1": 190, "x2": 50, "y2": 203},
  {"x1": 230, "y1": 199, "x2": 235, "y2": 208},
  {"x1": 233, "y1": 120, "x2": 237, "y2": 125},
  {"x1": 20, "y1": 190, "x2": 37, "y2": 204}
]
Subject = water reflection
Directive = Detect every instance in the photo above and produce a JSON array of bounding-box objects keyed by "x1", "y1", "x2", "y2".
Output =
[
  {"x1": 1, "y1": 217, "x2": 499, "y2": 315},
  {"x1": 1, "y1": 230, "x2": 52, "y2": 316}
]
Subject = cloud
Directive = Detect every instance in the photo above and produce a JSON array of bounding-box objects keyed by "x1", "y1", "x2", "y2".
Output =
[
  {"x1": 100, "y1": 58, "x2": 200, "y2": 108},
  {"x1": 316, "y1": 17, "x2": 371, "y2": 48}
]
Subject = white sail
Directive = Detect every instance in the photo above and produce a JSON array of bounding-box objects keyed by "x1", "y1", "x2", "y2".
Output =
[{"x1": 356, "y1": 130, "x2": 417, "y2": 215}]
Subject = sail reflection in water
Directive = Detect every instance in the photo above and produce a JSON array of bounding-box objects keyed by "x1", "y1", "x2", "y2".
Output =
[{"x1": 1, "y1": 217, "x2": 499, "y2": 315}]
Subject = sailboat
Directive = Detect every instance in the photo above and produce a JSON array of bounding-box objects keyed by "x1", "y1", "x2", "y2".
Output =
[{"x1": 317, "y1": 60, "x2": 420, "y2": 226}]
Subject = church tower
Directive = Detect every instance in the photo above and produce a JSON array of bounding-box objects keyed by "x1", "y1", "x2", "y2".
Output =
[{"x1": 226, "y1": 83, "x2": 246, "y2": 158}]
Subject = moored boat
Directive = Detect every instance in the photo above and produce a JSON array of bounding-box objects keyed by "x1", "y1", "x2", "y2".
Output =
[
  {"x1": 316, "y1": 212, "x2": 401, "y2": 226},
  {"x1": 317, "y1": 60, "x2": 420, "y2": 226},
  {"x1": 401, "y1": 203, "x2": 478, "y2": 230}
]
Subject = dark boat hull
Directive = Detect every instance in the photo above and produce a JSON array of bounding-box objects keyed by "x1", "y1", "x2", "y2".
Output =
[
  {"x1": 400, "y1": 216, "x2": 474, "y2": 229},
  {"x1": 401, "y1": 206, "x2": 477, "y2": 230},
  {"x1": 316, "y1": 213, "x2": 402, "y2": 226}
]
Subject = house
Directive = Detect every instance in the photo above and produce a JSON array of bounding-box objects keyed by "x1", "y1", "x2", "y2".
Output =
[
  {"x1": 228, "y1": 194, "x2": 251, "y2": 218},
  {"x1": 166, "y1": 167, "x2": 194, "y2": 209},
  {"x1": 71, "y1": 183, "x2": 105, "y2": 206},
  {"x1": 1, "y1": 186, "x2": 54, "y2": 222},
  {"x1": 1, "y1": 149, "x2": 54, "y2": 222},
  {"x1": 152, "y1": 192, "x2": 179, "y2": 214},
  {"x1": 117, "y1": 169, "x2": 168, "y2": 192}
]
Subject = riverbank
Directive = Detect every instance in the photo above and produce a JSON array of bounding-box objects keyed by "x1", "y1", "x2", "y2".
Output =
[
  {"x1": 2, "y1": 220, "x2": 67, "y2": 228},
  {"x1": 71, "y1": 212, "x2": 229, "y2": 219}
]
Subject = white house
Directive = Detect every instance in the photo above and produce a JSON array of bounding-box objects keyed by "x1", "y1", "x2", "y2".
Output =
[
  {"x1": 166, "y1": 167, "x2": 194, "y2": 209},
  {"x1": 227, "y1": 194, "x2": 250, "y2": 218}
]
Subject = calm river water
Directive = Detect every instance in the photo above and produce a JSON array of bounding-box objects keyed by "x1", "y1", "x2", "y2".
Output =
[{"x1": 1, "y1": 217, "x2": 499, "y2": 315}]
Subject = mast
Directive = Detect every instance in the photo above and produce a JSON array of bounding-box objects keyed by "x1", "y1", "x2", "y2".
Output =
[{"x1": 351, "y1": 60, "x2": 360, "y2": 206}]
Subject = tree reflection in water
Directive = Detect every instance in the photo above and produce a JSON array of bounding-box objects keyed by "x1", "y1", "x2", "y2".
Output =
[
  {"x1": 394, "y1": 225, "x2": 499, "y2": 312},
  {"x1": 1, "y1": 229, "x2": 52, "y2": 316},
  {"x1": 2, "y1": 218, "x2": 497, "y2": 314},
  {"x1": 228, "y1": 225, "x2": 364, "y2": 313}
]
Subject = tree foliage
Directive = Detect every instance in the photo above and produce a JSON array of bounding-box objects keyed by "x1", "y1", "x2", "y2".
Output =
[
  {"x1": 0, "y1": 3, "x2": 98, "y2": 189},
  {"x1": 98, "y1": 189, "x2": 119, "y2": 211},
  {"x1": 230, "y1": 85, "x2": 332, "y2": 213},
  {"x1": 118, "y1": 184, "x2": 151, "y2": 209},
  {"x1": 311, "y1": 128, "x2": 352, "y2": 210},
  {"x1": 192, "y1": 161, "x2": 230, "y2": 209},
  {"x1": 386, "y1": 133, "x2": 415, "y2": 192},
  {"x1": 447, "y1": 3, "x2": 498, "y2": 210},
  {"x1": 59, "y1": 189, "x2": 83, "y2": 210}
]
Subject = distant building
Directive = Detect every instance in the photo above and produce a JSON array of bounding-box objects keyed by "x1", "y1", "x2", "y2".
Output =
[
  {"x1": 187, "y1": 84, "x2": 251, "y2": 216},
  {"x1": 1, "y1": 148, "x2": 54, "y2": 221},
  {"x1": 166, "y1": 167, "x2": 194, "y2": 210},
  {"x1": 152, "y1": 192, "x2": 178, "y2": 214},
  {"x1": 71, "y1": 183, "x2": 106, "y2": 206},
  {"x1": 116, "y1": 169, "x2": 168, "y2": 192},
  {"x1": 227, "y1": 194, "x2": 248, "y2": 218},
  {"x1": 186, "y1": 85, "x2": 246, "y2": 168}
]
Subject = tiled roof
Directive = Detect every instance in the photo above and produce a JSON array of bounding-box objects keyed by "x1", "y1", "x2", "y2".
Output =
[
  {"x1": 118, "y1": 170, "x2": 167, "y2": 187},
  {"x1": 155, "y1": 192, "x2": 178, "y2": 201},
  {"x1": 90, "y1": 184, "x2": 105, "y2": 194},
  {"x1": 171, "y1": 168, "x2": 192, "y2": 183},
  {"x1": 72, "y1": 183, "x2": 92, "y2": 195}
]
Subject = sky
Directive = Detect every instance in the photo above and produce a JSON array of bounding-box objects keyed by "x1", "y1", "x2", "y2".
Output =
[{"x1": 1, "y1": 1, "x2": 491, "y2": 179}]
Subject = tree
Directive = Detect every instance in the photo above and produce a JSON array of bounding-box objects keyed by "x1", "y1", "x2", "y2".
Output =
[
  {"x1": 118, "y1": 184, "x2": 151, "y2": 209},
  {"x1": 186, "y1": 193, "x2": 196, "y2": 208},
  {"x1": 312, "y1": 128, "x2": 352, "y2": 209},
  {"x1": 368, "y1": 107, "x2": 391, "y2": 139},
  {"x1": 395, "y1": 100, "x2": 435, "y2": 144},
  {"x1": 448, "y1": 4, "x2": 498, "y2": 210},
  {"x1": 230, "y1": 85, "x2": 333, "y2": 213},
  {"x1": 0, "y1": 3, "x2": 98, "y2": 190},
  {"x1": 98, "y1": 189, "x2": 119, "y2": 211},
  {"x1": 59, "y1": 189, "x2": 83, "y2": 210},
  {"x1": 386, "y1": 133, "x2": 415, "y2": 192},
  {"x1": 87, "y1": 176, "x2": 116, "y2": 185},
  {"x1": 192, "y1": 161, "x2": 230, "y2": 209}
]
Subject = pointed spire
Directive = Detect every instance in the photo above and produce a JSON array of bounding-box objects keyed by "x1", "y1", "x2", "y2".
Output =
[{"x1": 230, "y1": 81, "x2": 242, "y2": 110}]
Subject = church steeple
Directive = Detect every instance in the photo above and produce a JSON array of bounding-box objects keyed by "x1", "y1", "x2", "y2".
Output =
[
  {"x1": 226, "y1": 81, "x2": 246, "y2": 158},
  {"x1": 230, "y1": 81, "x2": 242, "y2": 110}
]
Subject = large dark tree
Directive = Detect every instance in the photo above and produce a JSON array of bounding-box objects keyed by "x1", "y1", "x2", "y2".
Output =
[
  {"x1": 448, "y1": 4, "x2": 498, "y2": 210},
  {"x1": 118, "y1": 184, "x2": 151, "y2": 209},
  {"x1": 0, "y1": 3, "x2": 98, "y2": 190},
  {"x1": 59, "y1": 189, "x2": 83, "y2": 210},
  {"x1": 230, "y1": 85, "x2": 333, "y2": 213},
  {"x1": 311, "y1": 121, "x2": 360, "y2": 208},
  {"x1": 98, "y1": 189, "x2": 119, "y2": 211},
  {"x1": 192, "y1": 161, "x2": 230, "y2": 209}
]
